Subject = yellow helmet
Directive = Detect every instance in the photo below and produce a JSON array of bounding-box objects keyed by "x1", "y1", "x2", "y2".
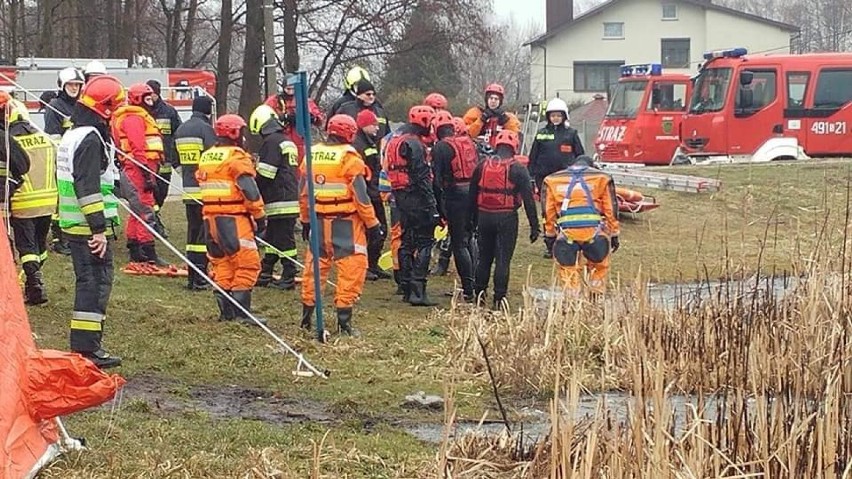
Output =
[
  {"x1": 343, "y1": 66, "x2": 370, "y2": 92},
  {"x1": 249, "y1": 104, "x2": 278, "y2": 135},
  {"x1": 6, "y1": 98, "x2": 29, "y2": 124}
]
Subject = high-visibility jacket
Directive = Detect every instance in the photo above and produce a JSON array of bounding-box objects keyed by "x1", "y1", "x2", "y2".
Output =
[
  {"x1": 10, "y1": 130, "x2": 58, "y2": 219},
  {"x1": 299, "y1": 142, "x2": 379, "y2": 227},
  {"x1": 543, "y1": 163, "x2": 619, "y2": 243},
  {"x1": 56, "y1": 127, "x2": 120, "y2": 236},
  {"x1": 111, "y1": 105, "x2": 164, "y2": 166},
  {"x1": 256, "y1": 129, "x2": 300, "y2": 218},
  {"x1": 196, "y1": 145, "x2": 265, "y2": 219},
  {"x1": 175, "y1": 112, "x2": 217, "y2": 204}
]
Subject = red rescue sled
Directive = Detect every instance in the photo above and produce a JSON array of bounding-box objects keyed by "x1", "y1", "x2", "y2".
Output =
[
  {"x1": 122, "y1": 262, "x2": 189, "y2": 277},
  {"x1": 616, "y1": 187, "x2": 659, "y2": 214}
]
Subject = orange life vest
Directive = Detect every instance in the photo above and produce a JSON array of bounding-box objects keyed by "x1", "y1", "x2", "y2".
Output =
[
  {"x1": 477, "y1": 156, "x2": 520, "y2": 213},
  {"x1": 111, "y1": 105, "x2": 164, "y2": 165},
  {"x1": 445, "y1": 135, "x2": 478, "y2": 185},
  {"x1": 304, "y1": 143, "x2": 361, "y2": 216},
  {"x1": 197, "y1": 146, "x2": 263, "y2": 217}
]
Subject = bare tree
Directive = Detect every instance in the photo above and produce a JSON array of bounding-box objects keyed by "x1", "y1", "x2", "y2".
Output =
[
  {"x1": 216, "y1": 0, "x2": 234, "y2": 113},
  {"x1": 239, "y1": 0, "x2": 264, "y2": 119}
]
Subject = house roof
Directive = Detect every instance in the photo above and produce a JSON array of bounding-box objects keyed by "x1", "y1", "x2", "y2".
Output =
[{"x1": 523, "y1": 0, "x2": 800, "y2": 46}]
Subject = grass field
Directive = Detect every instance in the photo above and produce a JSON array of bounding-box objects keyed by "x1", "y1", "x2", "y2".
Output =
[{"x1": 28, "y1": 160, "x2": 852, "y2": 477}]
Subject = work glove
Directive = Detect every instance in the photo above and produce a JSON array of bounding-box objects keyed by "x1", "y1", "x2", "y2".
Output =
[
  {"x1": 301, "y1": 222, "x2": 311, "y2": 242},
  {"x1": 530, "y1": 226, "x2": 541, "y2": 244},
  {"x1": 144, "y1": 171, "x2": 157, "y2": 192},
  {"x1": 480, "y1": 109, "x2": 492, "y2": 124},
  {"x1": 254, "y1": 216, "x2": 267, "y2": 237},
  {"x1": 367, "y1": 224, "x2": 385, "y2": 244},
  {"x1": 610, "y1": 235, "x2": 620, "y2": 253},
  {"x1": 279, "y1": 111, "x2": 295, "y2": 125}
]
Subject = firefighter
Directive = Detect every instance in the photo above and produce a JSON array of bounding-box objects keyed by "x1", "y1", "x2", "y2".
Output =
[
  {"x1": 6, "y1": 98, "x2": 56, "y2": 305},
  {"x1": 197, "y1": 114, "x2": 268, "y2": 326},
  {"x1": 337, "y1": 79, "x2": 391, "y2": 141},
  {"x1": 111, "y1": 83, "x2": 168, "y2": 267},
  {"x1": 299, "y1": 114, "x2": 382, "y2": 336},
  {"x1": 1, "y1": 93, "x2": 31, "y2": 220},
  {"x1": 45, "y1": 67, "x2": 84, "y2": 256},
  {"x1": 542, "y1": 154, "x2": 619, "y2": 297},
  {"x1": 384, "y1": 105, "x2": 440, "y2": 306},
  {"x1": 528, "y1": 98, "x2": 585, "y2": 258},
  {"x1": 145, "y1": 79, "x2": 182, "y2": 232},
  {"x1": 174, "y1": 95, "x2": 217, "y2": 290},
  {"x1": 431, "y1": 110, "x2": 479, "y2": 301},
  {"x1": 56, "y1": 75, "x2": 126, "y2": 369},
  {"x1": 328, "y1": 65, "x2": 371, "y2": 119},
  {"x1": 352, "y1": 108, "x2": 390, "y2": 281},
  {"x1": 264, "y1": 80, "x2": 324, "y2": 161},
  {"x1": 468, "y1": 130, "x2": 539, "y2": 309},
  {"x1": 463, "y1": 83, "x2": 521, "y2": 148},
  {"x1": 249, "y1": 104, "x2": 300, "y2": 290}
]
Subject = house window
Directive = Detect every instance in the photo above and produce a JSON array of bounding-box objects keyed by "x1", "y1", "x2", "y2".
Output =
[
  {"x1": 574, "y1": 62, "x2": 624, "y2": 92},
  {"x1": 662, "y1": 4, "x2": 677, "y2": 20},
  {"x1": 603, "y1": 22, "x2": 624, "y2": 39},
  {"x1": 661, "y1": 38, "x2": 690, "y2": 68}
]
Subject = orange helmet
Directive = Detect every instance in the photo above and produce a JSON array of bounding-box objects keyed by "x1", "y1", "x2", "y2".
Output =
[
  {"x1": 485, "y1": 83, "x2": 505, "y2": 97},
  {"x1": 408, "y1": 105, "x2": 435, "y2": 129},
  {"x1": 127, "y1": 83, "x2": 154, "y2": 106},
  {"x1": 494, "y1": 130, "x2": 519, "y2": 154},
  {"x1": 452, "y1": 117, "x2": 467, "y2": 136},
  {"x1": 326, "y1": 114, "x2": 358, "y2": 143},
  {"x1": 79, "y1": 75, "x2": 126, "y2": 119},
  {"x1": 431, "y1": 110, "x2": 454, "y2": 131},
  {"x1": 214, "y1": 114, "x2": 247, "y2": 140},
  {"x1": 423, "y1": 92, "x2": 448, "y2": 110}
]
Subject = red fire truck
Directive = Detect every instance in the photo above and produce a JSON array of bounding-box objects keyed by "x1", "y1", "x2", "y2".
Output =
[
  {"x1": 679, "y1": 48, "x2": 852, "y2": 163},
  {"x1": 594, "y1": 63, "x2": 692, "y2": 165}
]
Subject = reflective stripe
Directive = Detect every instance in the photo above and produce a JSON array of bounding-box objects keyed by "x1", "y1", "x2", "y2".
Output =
[
  {"x1": 20, "y1": 254, "x2": 40, "y2": 264},
  {"x1": 39, "y1": 251, "x2": 48, "y2": 262},
  {"x1": 536, "y1": 133, "x2": 555, "y2": 140},
  {"x1": 239, "y1": 239, "x2": 258, "y2": 250},
  {"x1": 354, "y1": 244, "x2": 368, "y2": 254},
  {"x1": 81, "y1": 202, "x2": 105, "y2": 215},
  {"x1": 200, "y1": 181, "x2": 234, "y2": 197},
  {"x1": 70, "y1": 319, "x2": 102, "y2": 332},
  {"x1": 78, "y1": 193, "x2": 104, "y2": 206},
  {"x1": 256, "y1": 162, "x2": 279, "y2": 179},
  {"x1": 159, "y1": 164, "x2": 173, "y2": 173},
  {"x1": 264, "y1": 200, "x2": 299, "y2": 216},
  {"x1": 314, "y1": 183, "x2": 348, "y2": 197},
  {"x1": 155, "y1": 118, "x2": 172, "y2": 135},
  {"x1": 265, "y1": 245, "x2": 297, "y2": 258},
  {"x1": 177, "y1": 137, "x2": 203, "y2": 166},
  {"x1": 146, "y1": 136, "x2": 164, "y2": 151},
  {"x1": 73, "y1": 311, "x2": 104, "y2": 321},
  {"x1": 186, "y1": 244, "x2": 207, "y2": 253},
  {"x1": 364, "y1": 147, "x2": 378, "y2": 156}
]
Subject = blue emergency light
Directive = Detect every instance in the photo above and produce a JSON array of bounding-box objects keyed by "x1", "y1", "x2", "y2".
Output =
[
  {"x1": 620, "y1": 63, "x2": 663, "y2": 77},
  {"x1": 702, "y1": 47, "x2": 748, "y2": 60}
]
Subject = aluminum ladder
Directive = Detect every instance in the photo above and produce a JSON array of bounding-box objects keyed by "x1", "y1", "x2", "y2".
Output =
[{"x1": 603, "y1": 167, "x2": 722, "y2": 193}]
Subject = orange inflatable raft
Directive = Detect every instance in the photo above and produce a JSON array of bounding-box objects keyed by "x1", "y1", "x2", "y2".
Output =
[{"x1": 616, "y1": 187, "x2": 659, "y2": 214}]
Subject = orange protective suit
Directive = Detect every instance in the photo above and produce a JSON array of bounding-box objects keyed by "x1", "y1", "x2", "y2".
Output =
[
  {"x1": 300, "y1": 142, "x2": 379, "y2": 308},
  {"x1": 543, "y1": 159, "x2": 619, "y2": 295},
  {"x1": 462, "y1": 106, "x2": 521, "y2": 148}
]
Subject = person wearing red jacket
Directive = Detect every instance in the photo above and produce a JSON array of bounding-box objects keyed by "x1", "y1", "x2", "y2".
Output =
[{"x1": 264, "y1": 82, "x2": 325, "y2": 162}]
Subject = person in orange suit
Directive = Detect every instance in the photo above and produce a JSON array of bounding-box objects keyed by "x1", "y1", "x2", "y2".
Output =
[
  {"x1": 463, "y1": 83, "x2": 520, "y2": 148},
  {"x1": 542, "y1": 154, "x2": 620, "y2": 297},
  {"x1": 299, "y1": 114, "x2": 383, "y2": 337},
  {"x1": 196, "y1": 114, "x2": 268, "y2": 326}
]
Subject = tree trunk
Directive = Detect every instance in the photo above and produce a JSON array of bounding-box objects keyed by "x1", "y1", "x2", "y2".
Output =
[
  {"x1": 281, "y1": 0, "x2": 299, "y2": 72},
  {"x1": 106, "y1": 0, "x2": 118, "y2": 57},
  {"x1": 216, "y1": 0, "x2": 233, "y2": 114},
  {"x1": 182, "y1": 0, "x2": 199, "y2": 67},
  {"x1": 166, "y1": 0, "x2": 184, "y2": 67},
  {"x1": 76, "y1": 0, "x2": 97, "y2": 56},
  {"x1": 10, "y1": 0, "x2": 19, "y2": 59},
  {"x1": 239, "y1": 0, "x2": 264, "y2": 119},
  {"x1": 122, "y1": 0, "x2": 135, "y2": 61}
]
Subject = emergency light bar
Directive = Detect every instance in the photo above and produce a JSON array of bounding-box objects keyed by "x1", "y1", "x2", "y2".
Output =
[
  {"x1": 620, "y1": 63, "x2": 663, "y2": 77},
  {"x1": 702, "y1": 47, "x2": 748, "y2": 60}
]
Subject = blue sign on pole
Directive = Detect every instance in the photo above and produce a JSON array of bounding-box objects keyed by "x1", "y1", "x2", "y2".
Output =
[{"x1": 288, "y1": 72, "x2": 325, "y2": 342}]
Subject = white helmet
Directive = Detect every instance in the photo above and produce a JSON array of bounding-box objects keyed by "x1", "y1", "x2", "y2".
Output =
[
  {"x1": 57, "y1": 67, "x2": 85, "y2": 89},
  {"x1": 545, "y1": 98, "x2": 569, "y2": 119},
  {"x1": 83, "y1": 60, "x2": 107, "y2": 78}
]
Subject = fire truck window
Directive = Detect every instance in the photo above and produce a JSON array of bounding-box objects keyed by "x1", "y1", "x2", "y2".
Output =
[
  {"x1": 736, "y1": 70, "x2": 776, "y2": 110},
  {"x1": 689, "y1": 67, "x2": 732, "y2": 113},
  {"x1": 786, "y1": 72, "x2": 809, "y2": 108},
  {"x1": 606, "y1": 80, "x2": 647, "y2": 118},
  {"x1": 814, "y1": 69, "x2": 852, "y2": 108},
  {"x1": 648, "y1": 82, "x2": 687, "y2": 111}
]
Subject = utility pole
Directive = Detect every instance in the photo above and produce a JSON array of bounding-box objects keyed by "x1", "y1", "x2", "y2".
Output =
[{"x1": 263, "y1": 0, "x2": 277, "y2": 98}]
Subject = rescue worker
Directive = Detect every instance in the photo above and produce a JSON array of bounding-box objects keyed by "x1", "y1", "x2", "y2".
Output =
[
  {"x1": 528, "y1": 98, "x2": 585, "y2": 258},
  {"x1": 249, "y1": 104, "x2": 300, "y2": 290},
  {"x1": 424, "y1": 92, "x2": 448, "y2": 111},
  {"x1": 6, "y1": 98, "x2": 56, "y2": 305},
  {"x1": 299, "y1": 114, "x2": 382, "y2": 336},
  {"x1": 468, "y1": 130, "x2": 539, "y2": 309},
  {"x1": 264, "y1": 80, "x2": 324, "y2": 161},
  {"x1": 328, "y1": 66, "x2": 371, "y2": 119},
  {"x1": 431, "y1": 110, "x2": 479, "y2": 300},
  {"x1": 463, "y1": 83, "x2": 521, "y2": 148},
  {"x1": 146, "y1": 79, "x2": 182, "y2": 231},
  {"x1": 111, "y1": 83, "x2": 168, "y2": 266},
  {"x1": 337, "y1": 79, "x2": 391, "y2": 141},
  {"x1": 384, "y1": 105, "x2": 440, "y2": 306},
  {"x1": 197, "y1": 114, "x2": 268, "y2": 326},
  {"x1": 424, "y1": 91, "x2": 453, "y2": 275},
  {"x1": 352, "y1": 108, "x2": 390, "y2": 280},
  {"x1": 174, "y1": 95, "x2": 217, "y2": 290},
  {"x1": 45, "y1": 67, "x2": 85, "y2": 256},
  {"x1": 56, "y1": 75, "x2": 125, "y2": 369},
  {"x1": 1, "y1": 93, "x2": 31, "y2": 218},
  {"x1": 542, "y1": 154, "x2": 619, "y2": 297}
]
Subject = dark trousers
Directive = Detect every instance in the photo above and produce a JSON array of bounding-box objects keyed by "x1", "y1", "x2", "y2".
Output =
[
  {"x1": 475, "y1": 211, "x2": 518, "y2": 301},
  {"x1": 444, "y1": 194, "x2": 475, "y2": 294},
  {"x1": 185, "y1": 203, "x2": 209, "y2": 285},
  {"x1": 155, "y1": 170, "x2": 171, "y2": 208},
  {"x1": 367, "y1": 198, "x2": 388, "y2": 269},
  {"x1": 11, "y1": 215, "x2": 51, "y2": 272},
  {"x1": 69, "y1": 238, "x2": 114, "y2": 353},
  {"x1": 399, "y1": 220, "x2": 434, "y2": 287},
  {"x1": 262, "y1": 216, "x2": 298, "y2": 281}
]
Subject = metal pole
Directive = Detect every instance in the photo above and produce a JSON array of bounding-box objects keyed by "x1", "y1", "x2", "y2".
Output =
[
  {"x1": 263, "y1": 0, "x2": 278, "y2": 98},
  {"x1": 290, "y1": 72, "x2": 325, "y2": 343}
]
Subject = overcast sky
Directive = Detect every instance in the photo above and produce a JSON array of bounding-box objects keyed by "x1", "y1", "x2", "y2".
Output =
[{"x1": 493, "y1": 0, "x2": 546, "y2": 29}]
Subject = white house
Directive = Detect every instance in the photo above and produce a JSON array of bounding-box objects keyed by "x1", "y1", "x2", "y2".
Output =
[{"x1": 525, "y1": 0, "x2": 799, "y2": 103}]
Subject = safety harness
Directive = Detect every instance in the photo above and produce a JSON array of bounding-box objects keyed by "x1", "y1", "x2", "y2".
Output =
[{"x1": 556, "y1": 165, "x2": 603, "y2": 241}]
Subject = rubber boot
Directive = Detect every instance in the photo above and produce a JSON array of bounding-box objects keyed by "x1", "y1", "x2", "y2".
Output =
[
  {"x1": 24, "y1": 266, "x2": 48, "y2": 305},
  {"x1": 82, "y1": 349, "x2": 122, "y2": 369},
  {"x1": 231, "y1": 289, "x2": 268, "y2": 326},
  {"x1": 187, "y1": 268, "x2": 210, "y2": 291},
  {"x1": 393, "y1": 271, "x2": 405, "y2": 295},
  {"x1": 215, "y1": 290, "x2": 235, "y2": 321},
  {"x1": 141, "y1": 242, "x2": 170, "y2": 267},
  {"x1": 337, "y1": 307, "x2": 360, "y2": 337},
  {"x1": 50, "y1": 220, "x2": 71, "y2": 255},
  {"x1": 127, "y1": 240, "x2": 146, "y2": 263},
  {"x1": 408, "y1": 280, "x2": 437, "y2": 307},
  {"x1": 365, "y1": 269, "x2": 379, "y2": 281},
  {"x1": 401, "y1": 282, "x2": 412, "y2": 302},
  {"x1": 256, "y1": 254, "x2": 277, "y2": 287},
  {"x1": 368, "y1": 266, "x2": 392, "y2": 280},
  {"x1": 270, "y1": 276, "x2": 296, "y2": 290},
  {"x1": 300, "y1": 304, "x2": 314, "y2": 330}
]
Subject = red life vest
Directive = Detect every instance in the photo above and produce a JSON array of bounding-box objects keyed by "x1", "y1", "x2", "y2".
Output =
[
  {"x1": 477, "y1": 156, "x2": 520, "y2": 213},
  {"x1": 445, "y1": 135, "x2": 478, "y2": 185},
  {"x1": 384, "y1": 133, "x2": 417, "y2": 190}
]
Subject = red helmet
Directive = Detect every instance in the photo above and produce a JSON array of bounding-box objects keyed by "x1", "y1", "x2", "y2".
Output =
[
  {"x1": 79, "y1": 75, "x2": 126, "y2": 119},
  {"x1": 408, "y1": 105, "x2": 435, "y2": 129},
  {"x1": 485, "y1": 83, "x2": 505, "y2": 97},
  {"x1": 423, "y1": 92, "x2": 448, "y2": 110},
  {"x1": 214, "y1": 114, "x2": 247, "y2": 141},
  {"x1": 452, "y1": 117, "x2": 467, "y2": 136},
  {"x1": 431, "y1": 110, "x2": 454, "y2": 131},
  {"x1": 327, "y1": 114, "x2": 358, "y2": 143},
  {"x1": 127, "y1": 83, "x2": 154, "y2": 106},
  {"x1": 494, "y1": 130, "x2": 519, "y2": 153}
]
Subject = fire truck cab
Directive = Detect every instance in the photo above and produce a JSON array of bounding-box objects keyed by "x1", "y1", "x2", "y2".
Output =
[
  {"x1": 679, "y1": 48, "x2": 852, "y2": 163},
  {"x1": 594, "y1": 63, "x2": 691, "y2": 165}
]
